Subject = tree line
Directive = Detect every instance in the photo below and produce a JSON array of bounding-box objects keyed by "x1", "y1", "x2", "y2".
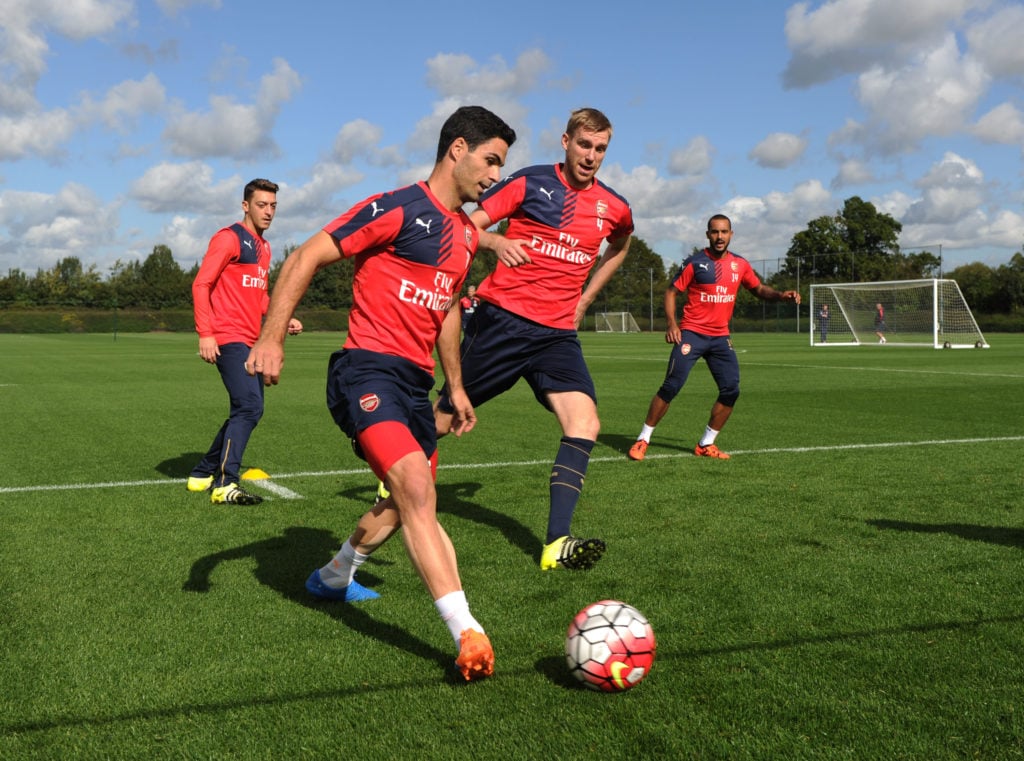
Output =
[{"x1": 1, "y1": 197, "x2": 1021, "y2": 320}]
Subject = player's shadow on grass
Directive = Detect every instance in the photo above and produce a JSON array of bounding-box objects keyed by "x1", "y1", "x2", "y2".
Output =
[
  {"x1": 868, "y1": 519, "x2": 1024, "y2": 550},
  {"x1": 597, "y1": 432, "x2": 693, "y2": 458},
  {"x1": 181, "y1": 526, "x2": 456, "y2": 679},
  {"x1": 336, "y1": 480, "x2": 541, "y2": 563},
  {"x1": 156, "y1": 452, "x2": 263, "y2": 479},
  {"x1": 155, "y1": 452, "x2": 205, "y2": 479}
]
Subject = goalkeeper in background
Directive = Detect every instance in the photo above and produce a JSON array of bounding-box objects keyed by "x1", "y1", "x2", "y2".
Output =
[{"x1": 627, "y1": 214, "x2": 800, "y2": 461}]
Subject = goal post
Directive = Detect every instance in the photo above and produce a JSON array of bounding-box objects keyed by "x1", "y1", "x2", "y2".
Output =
[
  {"x1": 595, "y1": 311, "x2": 641, "y2": 333},
  {"x1": 809, "y1": 279, "x2": 988, "y2": 349}
]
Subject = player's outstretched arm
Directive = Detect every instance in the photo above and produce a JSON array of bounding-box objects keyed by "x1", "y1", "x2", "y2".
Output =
[
  {"x1": 576, "y1": 234, "x2": 631, "y2": 327},
  {"x1": 752, "y1": 284, "x2": 801, "y2": 305},
  {"x1": 437, "y1": 304, "x2": 476, "y2": 437},
  {"x1": 248, "y1": 231, "x2": 340, "y2": 385}
]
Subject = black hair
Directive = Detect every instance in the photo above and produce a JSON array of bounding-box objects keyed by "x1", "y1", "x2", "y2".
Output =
[
  {"x1": 244, "y1": 178, "x2": 279, "y2": 201},
  {"x1": 435, "y1": 106, "x2": 517, "y2": 163}
]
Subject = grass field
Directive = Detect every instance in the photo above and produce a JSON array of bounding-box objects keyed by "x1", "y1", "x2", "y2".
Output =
[{"x1": 1, "y1": 330, "x2": 1022, "y2": 760}]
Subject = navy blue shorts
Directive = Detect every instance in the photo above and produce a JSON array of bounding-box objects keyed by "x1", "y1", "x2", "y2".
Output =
[
  {"x1": 326, "y1": 349, "x2": 437, "y2": 459},
  {"x1": 657, "y1": 331, "x2": 740, "y2": 405},
  {"x1": 438, "y1": 301, "x2": 596, "y2": 413}
]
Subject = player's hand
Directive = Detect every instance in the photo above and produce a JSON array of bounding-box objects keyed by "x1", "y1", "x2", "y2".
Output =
[
  {"x1": 665, "y1": 325, "x2": 682, "y2": 344},
  {"x1": 573, "y1": 303, "x2": 587, "y2": 330},
  {"x1": 495, "y1": 238, "x2": 532, "y2": 268},
  {"x1": 785, "y1": 290, "x2": 802, "y2": 305},
  {"x1": 246, "y1": 339, "x2": 285, "y2": 385},
  {"x1": 446, "y1": 389, "x2": 477, "y2": 437},
  {"x1": 287, "y1": 318, "x2": 303, "y2": 335},
  {"x1": 198, "y1": 336, "x2": 220, "y2": 364}
]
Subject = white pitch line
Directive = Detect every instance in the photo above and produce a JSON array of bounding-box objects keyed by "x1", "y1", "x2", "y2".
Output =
[
  {"x1": 586, "y1": 354, "x2": 1024, "y2": 380},
  {"x1": 246, "y1": 479, "x2": 303, "y2": 500},
  {"x1": 1, "y1": 435, "x2": 1022, "y2": 495}
]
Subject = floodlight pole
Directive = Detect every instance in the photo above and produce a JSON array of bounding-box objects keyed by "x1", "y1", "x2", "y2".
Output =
[{"x1": 649, "y1": 268, "x2": 654, "y2": 331}]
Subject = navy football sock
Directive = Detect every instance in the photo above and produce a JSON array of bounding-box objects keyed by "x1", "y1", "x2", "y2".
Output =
[{"x1": 547, "y1": 436, "x2": 594, "y2": 543}]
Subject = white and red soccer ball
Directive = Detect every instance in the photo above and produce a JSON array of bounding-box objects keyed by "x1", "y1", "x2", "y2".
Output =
[{"x1": 565, "y1": 600, "x2": 656, "y2": 692}]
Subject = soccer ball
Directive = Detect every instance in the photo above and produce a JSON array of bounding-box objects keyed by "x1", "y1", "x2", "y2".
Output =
[{"x1": 565, "y1": 600, "x2": 656, "y2": 692}]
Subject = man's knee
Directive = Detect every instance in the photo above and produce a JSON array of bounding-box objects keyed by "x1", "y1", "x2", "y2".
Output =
[{"x1": 717, "y1": 386, "x2": 740, "y2": 407}]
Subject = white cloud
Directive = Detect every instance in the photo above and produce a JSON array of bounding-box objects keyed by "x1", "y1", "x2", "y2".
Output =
[
  {"x1": 966, "y1": 4, "x2": 1024, "y2": 78},
  {"x1": 891, "y1": 152, "x2": 1024, "y2": 251},
  {"x1": 783, "y1": 0, "x2": 982, "y2": 88},
  {"x1": 163, "y1": 58, "x2": 301, "y2": 159},
  {"x1": 972, "y1": 102, "x2": 1024, "y2": 145},
  {"x1": 0, "y1": 0, "x2": 135, "y2": 158},
  {"x1": 79, "y1": 74, "x2": 167, "y2": 132},
  {"x1": 425, "y1": 49, "x2": 551, "y2": 97},
  {"x1": 0, "y1": 182, "x2": 120, "y2": 271},
  {"x1": 129, "y1": 161, "x2": 241, "y2": 214},
  {"x1": 0, "y1": 109, "x2": 76, "y2": 160},
  {"x1": 749, "y1": 132, "x2": 808, "y2": 168},
  {"x1": 332, "y1": 119, "x2": 402, "y2": 167},
  {"x1": 667, "y1": 136, "x2": 713, "y2": 176},
  {"x1": 404, "y1": 51, "x2": 549, "y2": 160},
  {"x1": 155, "y1": 214, "x2": 215, "y2": 268},
  {"x1": 832, "y1": 158, "x2": 875, "y2": 187},
  {"x1": 0, "y1": 0, "x2": 133, "y2": 113},
  {"x1": 281, "y1": 163, "x2": 366, "y2": 220},
  {"x1": 854, "y1": 34, "x2": 989, "y2": 152}
]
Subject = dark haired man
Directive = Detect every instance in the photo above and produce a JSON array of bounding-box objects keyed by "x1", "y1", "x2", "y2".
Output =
[
  {"x1": 247, "y1": 106, "x2": 516, "y2": 681},
  {"x1": 628, "y1": 214, "x2": 800, "y2": 461},
  {"x1": 188, "y1": 178, "x2": 302, "y2": 505}
]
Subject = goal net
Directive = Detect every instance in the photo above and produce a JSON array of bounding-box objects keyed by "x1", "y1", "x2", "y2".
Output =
[
  {"x1": 809, "y1": 279, "x2": 988, "y2": 349},
  {"x1": 595, "y1": 311, "x2": 641, "y2": 333}
]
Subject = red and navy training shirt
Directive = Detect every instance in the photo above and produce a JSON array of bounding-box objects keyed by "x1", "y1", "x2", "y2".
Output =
[
  {"x1": 192, "y1": 223, "x2": 271, "y2": 346},
  {"x1": 674, "y1": 248, "x2": 762, "y2": 337},
  {"x1": 324, "y1": 181, "x2": 476, "y2": 374},
  {"x1": 475, "y1": 163, "x2": 634, "y2": 329}
]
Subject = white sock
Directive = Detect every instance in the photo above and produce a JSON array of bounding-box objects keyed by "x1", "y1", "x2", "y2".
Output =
[
  {"x1": 435, "y1": 590, "x2": 483, "y2": 645},
  {"x1": 699, "y1": 426, "x2": 719, "y2": 447},
  {"x1": 638, "y1": 424, "x2": 655, "y2": 442},
  {"x1": 318, "y1": 540, "x2": 367, "y2": 589}
]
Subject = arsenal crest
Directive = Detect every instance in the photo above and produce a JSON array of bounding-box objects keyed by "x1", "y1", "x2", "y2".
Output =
[{"x1": 359, "y1": 393, "x2": 381, "y2": 412}]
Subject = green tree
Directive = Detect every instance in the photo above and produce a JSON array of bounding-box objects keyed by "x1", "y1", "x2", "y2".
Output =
[
  {"x1": 0, "y1": 268, "x2": 31, "y2": 306},
  {"x1": 992, "y1": 251, "x2": 1024, "y2": 313},
  {"x1": 107, "y1": 259, "x2": 143, "y2": 307},
  {"x1": 138, "y1": 245, "x2": 189, "y2": 308},
  {"x1": 948, "y1": 261, "x2": 998, "y2": 313},
  {"x1": 587, "y1": 236, "x2": 669, "y2": 328},
  {"x1": 30, "y1": 257, "x2": 105, "y2": 306},
  {"x1": 271, "y1": 245, "x2": 356, "y2": 310},
  {"x1": 782, "y1": 196, "x2": 902, "y2": 282},
  {"x1": 895, "y1": 250, "x2": 942, "y2": 279}
]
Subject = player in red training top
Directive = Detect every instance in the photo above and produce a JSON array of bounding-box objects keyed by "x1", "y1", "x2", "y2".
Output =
[
  {"x1": 435, "y1": 107, "x2": 634, "y2": 572},
  {"x1": 247, "y1": 106, "x2": 516, "y2": 682},
  {"x1": 628, "y1": 214, "x2": 800, "y2": 461},
  {"x1": 188, "y1": 178, "x2": 302, "y2": 505},
  {"x1": 459, "y1": 283, "x2": 479, "y2": 332}
]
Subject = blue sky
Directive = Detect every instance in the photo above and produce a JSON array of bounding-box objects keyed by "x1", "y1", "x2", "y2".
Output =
[{"x1": 2, "y1": 0, "x2": 1023, "y2": 280}]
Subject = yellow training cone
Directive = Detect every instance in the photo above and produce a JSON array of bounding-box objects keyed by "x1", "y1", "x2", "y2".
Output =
[{"x1": 242, "y1": 468, "x2": 270, "y2": 480}]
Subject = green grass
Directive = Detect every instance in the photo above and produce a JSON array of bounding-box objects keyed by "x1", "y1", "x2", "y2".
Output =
[{"x1": 1, "y1": 331, "x2": 1023, "y2": 760}]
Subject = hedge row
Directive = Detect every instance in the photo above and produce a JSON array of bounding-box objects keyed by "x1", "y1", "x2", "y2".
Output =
[{"x1": 0, "y1": 308, "x2": 1020, "y2": 334}]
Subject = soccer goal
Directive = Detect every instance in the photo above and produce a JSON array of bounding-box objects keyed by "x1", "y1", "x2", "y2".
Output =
[
  {"x1": 595, "y1": 311, "x2": 641, "y2": 333},
  {"x1": 809, "y1": 279, "x2": 988, "y2": 348}
]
